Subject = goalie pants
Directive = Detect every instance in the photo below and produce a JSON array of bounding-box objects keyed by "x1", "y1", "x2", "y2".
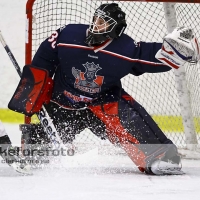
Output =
[{"x1": 43, "y1": 87, "x2": 178, "y2": 173}]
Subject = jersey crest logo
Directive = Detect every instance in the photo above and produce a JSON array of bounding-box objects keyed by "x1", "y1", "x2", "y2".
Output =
[{"x1": 72, "y1": 62, "x2": 104, "y2": 93}]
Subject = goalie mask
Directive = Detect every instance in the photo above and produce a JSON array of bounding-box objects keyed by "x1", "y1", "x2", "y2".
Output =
[{"x1": 85, "y1": 3, "x2": 127, "y2": 45}]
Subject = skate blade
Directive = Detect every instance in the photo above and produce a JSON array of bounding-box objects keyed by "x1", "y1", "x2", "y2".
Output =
[
  {"x1": 11, "y1": 163, "x2": 33, "y2": 175},
  {"x1": 159, "y1": 169, "x2": 185, "y2": 175}
]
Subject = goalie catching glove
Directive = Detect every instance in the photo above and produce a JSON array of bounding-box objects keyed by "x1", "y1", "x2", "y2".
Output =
[
  {"x1": 8, "y1": 65, "x2": 53, "y2": 116},
  {"x1": 155, "y1": 27, "x2": 200, "y2": 69}
]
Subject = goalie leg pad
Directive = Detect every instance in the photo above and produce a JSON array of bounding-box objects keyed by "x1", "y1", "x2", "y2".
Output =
[
  {"x1": 88, "y1": 87, "x2": 181, "y2": 173},
  {"x1": 8, "y1": 65, "x2": 53, "y2": 116},
  {"x1": 119, "y1": 94, "x2": 182, "y2": 173}
]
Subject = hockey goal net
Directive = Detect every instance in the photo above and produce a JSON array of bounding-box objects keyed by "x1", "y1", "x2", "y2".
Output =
[{"x1": 26, "y1": 0, "x2": 200, "y2": 155}]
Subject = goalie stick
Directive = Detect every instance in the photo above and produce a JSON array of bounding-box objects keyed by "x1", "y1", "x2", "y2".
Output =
[{"x1": 0, "y1": 30, "x2": 65, "y2": 150}]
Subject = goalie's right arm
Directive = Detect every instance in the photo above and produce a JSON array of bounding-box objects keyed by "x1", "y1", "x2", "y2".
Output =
[
  {"x1": 31, "y1": 27, "x2": 64, "y2": 77},
  {"x1": 155, "y1": 27, "x2": 200, "y2": 69}
]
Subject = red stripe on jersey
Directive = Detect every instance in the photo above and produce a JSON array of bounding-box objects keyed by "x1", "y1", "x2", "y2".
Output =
[
  {"x1": 57, "y1": 43, "x2": 166, "y2": 66},
  {"x1": 58, "y1": 43, "x2": 92, "y2": 50}
]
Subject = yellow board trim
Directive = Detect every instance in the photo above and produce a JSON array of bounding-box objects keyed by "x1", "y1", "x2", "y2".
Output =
[
  {"x1": 0, "y1": 109, "x2": 200, "y2": 133},
  {"x1": 0, "y1": 109, "x2": 38, "y2": 124},
  {"x1": 152, "y1": 116, "x2": 200, "y2": 133}
]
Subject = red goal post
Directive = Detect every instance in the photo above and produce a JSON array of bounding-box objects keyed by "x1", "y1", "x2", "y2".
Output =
[{"x1": 25, "y1": 0, "x2": 200, "y2": 156}]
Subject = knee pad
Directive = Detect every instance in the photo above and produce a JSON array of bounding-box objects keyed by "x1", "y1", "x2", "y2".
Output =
[{"x1": 119, "y1": 100, "x2": 172, "y2": 144}]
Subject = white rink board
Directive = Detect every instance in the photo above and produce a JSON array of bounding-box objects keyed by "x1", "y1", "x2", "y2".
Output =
[
  {"x1": 1, "y1": 0, "x2": 200, "y2": 116},
  {"x1": 0, "y1": 0, "x2": 26, "y2": 109}
]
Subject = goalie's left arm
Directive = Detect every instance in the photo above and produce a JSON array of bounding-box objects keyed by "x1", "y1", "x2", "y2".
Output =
[{"x1": 155, "y1": 27, "x2": 200, "y2": 69}]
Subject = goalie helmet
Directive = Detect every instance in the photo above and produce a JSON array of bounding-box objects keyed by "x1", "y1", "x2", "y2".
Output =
[{"x1": 85, "y1": 3, "x2": 127, "y2": 45}]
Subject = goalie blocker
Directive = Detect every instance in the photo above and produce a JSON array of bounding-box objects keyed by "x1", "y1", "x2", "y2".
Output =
[{"x1": 8, "y1": 65, "x2": 53, "y2": 116}]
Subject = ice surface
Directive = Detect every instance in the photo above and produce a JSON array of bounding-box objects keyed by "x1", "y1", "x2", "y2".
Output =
[{"x1": 0, "y1": 123, "x2": 199, "y2": 200}]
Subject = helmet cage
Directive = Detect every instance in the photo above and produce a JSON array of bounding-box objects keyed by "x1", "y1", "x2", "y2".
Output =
[
  {"x1": 89, "y1": 9, "x2": 117, "y2": 35},
  {"x1": 85, "y1": 3, "x2": 127, "y2": 45}
]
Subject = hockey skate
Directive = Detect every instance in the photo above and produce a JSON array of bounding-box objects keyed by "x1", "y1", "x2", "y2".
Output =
[
  {"x1": 0, "y1": 145, "x2": 32, "y2": 175},
  {"x1": 150, "y1": 158, "x2": 184, "y2": 175}
]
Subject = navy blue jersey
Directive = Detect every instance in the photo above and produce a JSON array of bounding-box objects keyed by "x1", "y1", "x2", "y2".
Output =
[{"x1": 32, "y1": 24, "x2": 171, "y2": 107}]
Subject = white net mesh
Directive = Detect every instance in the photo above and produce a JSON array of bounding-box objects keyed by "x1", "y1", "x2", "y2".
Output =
[{"x1": 28, "y1": 0, "x2": 200, "y2": 151}]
